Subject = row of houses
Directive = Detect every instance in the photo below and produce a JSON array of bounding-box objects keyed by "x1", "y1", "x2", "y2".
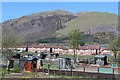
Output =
[{"x1": 16, "y1": 44, "x2": 114, "y2": 55}]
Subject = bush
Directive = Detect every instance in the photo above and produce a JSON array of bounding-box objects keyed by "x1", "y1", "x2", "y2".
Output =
[
  {"x1": 2, "y1": 69, "x2": 9, "y2": 76},
  {"x1": 13, "y1": 68, "x2": 20, "y2": 73}
]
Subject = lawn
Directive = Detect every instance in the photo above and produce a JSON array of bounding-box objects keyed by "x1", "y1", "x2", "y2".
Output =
[
  {"x1": 59, "y1": 53, "x2": 94, "y2": 60},
  {"x1": 59, "y1": 53, "x2": 116, "y2": 63}
]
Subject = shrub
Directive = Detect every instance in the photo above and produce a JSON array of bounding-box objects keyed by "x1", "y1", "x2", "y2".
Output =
[
  {"x1": 13, "y1": 68, "x2": 20, "y2": 73},
  {"x1": 2, "y1": 69, "x2": 9, "y2": 76}
]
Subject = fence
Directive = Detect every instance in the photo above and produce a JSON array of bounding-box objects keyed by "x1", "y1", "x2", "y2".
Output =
[{"x1": 37, "y1": 67, "x2": 120, "y2": 79}]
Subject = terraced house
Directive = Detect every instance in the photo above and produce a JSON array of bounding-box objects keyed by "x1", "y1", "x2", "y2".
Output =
[{"x1": 16, "y1": 44, "x2": 114, "y2": 55}]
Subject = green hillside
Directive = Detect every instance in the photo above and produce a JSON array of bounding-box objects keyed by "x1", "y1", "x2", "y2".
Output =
[
  {"x1": 56, "y1": 12, "x2": 118, "y2": 35},
  {"x1": 2, "y1": 11, "x2": 118, "y2": 44}
]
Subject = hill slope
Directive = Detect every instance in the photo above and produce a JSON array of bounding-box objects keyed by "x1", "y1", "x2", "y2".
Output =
[
  {"x1": 57, "y1": 12, "x2": 118, "y2": 35},
  {"x1": 2, "y1": 11, "x2": 118, "y2": 44},
  {"x1": 2, "y1": 10, "x2": 77, "y2": 43}
]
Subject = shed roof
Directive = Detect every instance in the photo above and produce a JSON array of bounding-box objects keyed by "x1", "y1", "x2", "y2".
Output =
[{"x1": 95, "y1": 55, "x2": 105, "y2": 58}]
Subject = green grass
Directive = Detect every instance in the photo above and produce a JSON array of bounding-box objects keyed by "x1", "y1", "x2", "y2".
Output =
[
  {"x1": 50, "y1": 64, "x2": 59, "y2": 69},
  {"x1": 42, "y1": 64, "x2": 58, "y2": 69},
  {"x1": 17, "y1": 52, "x2": 34, "y2": 56},
  {"x1": 42, "y1": 54, "x2": 116, "y2": 70},
  {"x1": 59, "y1": 54, "x2": 94, "y2": 59},
  {"x1": 13, "y1": 68, "x2": 20, "y2": 73},
  {"x1": 2, "y1": 68, "x2": 9, "y2": 77},
  {"x1": 60, "y1": 54, "x2": 115, "y2": 61},
  {"x1": 57, "y1": 12, "x2": 118, "y2": 35}
]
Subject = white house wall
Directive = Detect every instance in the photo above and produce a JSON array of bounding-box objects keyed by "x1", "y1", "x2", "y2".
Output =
[{"x1": 17, "y1": 47, "x2": 114, "y2": 55}]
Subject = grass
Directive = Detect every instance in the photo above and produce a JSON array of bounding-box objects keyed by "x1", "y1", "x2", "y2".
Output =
[
  {"x1": 5, "y1": 51, "x2": 116, "y2": 63},
  {"x1": 59, "y1": 53, "x2": 94, "y2": 59},
  {"x1": 60, "y1": 53, "x2": 117, "y2": 63},
  {"x1": 42, "y1": 54, "x2": 95, "y2": 69},
  {"x1": 42, "y1": 64, "x2": 59, "y2": 69},
  {"x1": 50, "y1": 64, "x2": 59, "y2": 69},
  {"x1": 15, "y1": 52, "x2": 34, "y2": 56},
  {"x1": 2, "y1": 68, "x2": 9, "y2": 77},
  {"x1": 42, "y1": 54, "x2": 116, "y2": 70},
  {"x1": 13, "y1": 68, "x2": 20, "y2": 73},
  {"x1": 57, "y1": 12, "x2": 118, "y2": 35}
]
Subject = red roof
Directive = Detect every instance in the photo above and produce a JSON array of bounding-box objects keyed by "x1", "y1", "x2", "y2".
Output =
[
  {"x1": 78, "y1": 45, "x2": 100, "y2": 50},
  {"x1": 102, "y1": 48, "x2": 110, "y2": 50},
  {"x1": 18, "y1": 44, "x2": 101, "y2": 50},
  {"x1": 18, "y1": 44, "x2": 68, "y2": 50}
]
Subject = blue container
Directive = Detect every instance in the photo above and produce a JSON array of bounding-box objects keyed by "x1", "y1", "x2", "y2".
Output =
[
  {"x1": 111, "y1": 64, "x2": 115, "y2": 67},
  {"x1": 99, "y1": 68, "x2": 113, "y2": 74}
]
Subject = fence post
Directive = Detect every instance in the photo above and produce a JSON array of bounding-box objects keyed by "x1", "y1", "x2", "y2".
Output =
[
  {"x1": 48, "y1": 64, "x2": 50, "y2": 76},
  {"x1": 19, "y1": 58, "x2": 20, "y2": 70},
  {"x1": 65, "y1": 71, "x2": 67, "y2": 76},
  {"x1": 42, "y1": 68, "x2": 44, "y2": 73},
  {"x1": 113, "y1": 68, "x2": 114, "y2": 80},
  {"x1": 59, "y1": 59, "x2": 60, "y2": 70},
  {"x1": 71, "y1": 65, "x2": 72, "y2": 76},
  {"x1": 77, "y1": 70, "x2": 79, "y2": 77},
  {"x1": 106, "y1": 74, "x2": 107, "y2": 80},
  {"x1": 54, "y1": 69, "x2": 56, "y2": 76},
  {"x1": 98, "y1": 67, "x2": 99, "y2": 78},
  {"x1": 84, "y1": 67, "x2": 85, "y2": 72},
  {"x1": 84, "y1": 67, "x2": 85, "y2": 77},
  {"x1": 91, "y1": 73, "x2": 92, "y2": 79}
]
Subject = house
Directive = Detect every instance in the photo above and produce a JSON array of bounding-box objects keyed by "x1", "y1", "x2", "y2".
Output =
[
  {"x1": 17, "y1": 44, "x2": 68, "y2": 54},
  {"x1": 67, "y1": 45, "x2": 100, "y2": 55},
  {"x1": 16, "y1": 44, "x2": 113, "y2": 55},
  {"x1": 100, "y1": 48, "x2": 114, "y2": 55}
]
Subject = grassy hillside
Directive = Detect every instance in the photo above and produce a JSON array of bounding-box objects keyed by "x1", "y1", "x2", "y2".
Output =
[
  {"x1": 56, "y1": 12, "x2": 118, "y2": 35},
  {"x1": 2, "y1": 11, "x2": 118, "y2": 44}
]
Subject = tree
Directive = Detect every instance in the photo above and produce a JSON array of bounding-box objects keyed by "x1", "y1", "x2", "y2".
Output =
[
  {"x1": 109, "y1": 38, "x2": 120, "y2": 60},
  {"x1": 68, "y1": 29, "x2": 81, "y2": 63},
  {"x1": 2, "y1": 31, "x2": 24, "y2": 58},
  {"x1": 2, "y1": 31, "x2": 16, "y2": 49},
  {"x1": 80, "y1": 41, "x2": 85, "y2": 46}
]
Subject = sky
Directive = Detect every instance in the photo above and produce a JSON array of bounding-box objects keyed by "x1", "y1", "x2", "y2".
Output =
[
  {"x1": 1, "y1": 0, "x2": 120, "y2": 2},
  {"x1": 1, "y1": 2, "x2": 118, "y2": 22}
]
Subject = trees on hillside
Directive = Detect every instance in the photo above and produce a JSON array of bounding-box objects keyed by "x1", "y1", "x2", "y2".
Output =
[{"x1": 68, "y1": 29, "x2": 81, "y2": 63}]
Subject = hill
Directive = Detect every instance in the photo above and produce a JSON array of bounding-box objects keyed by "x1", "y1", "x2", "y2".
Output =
[
  {"x1": 2, "y1": 11, "x2": 118, "y2": 44},
  {"x1": 2, "y1": 10, "x2": 77, "y2": 43},
  {"x1": 56, "y1": 12, "x2": 118, "y2": 35}
]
